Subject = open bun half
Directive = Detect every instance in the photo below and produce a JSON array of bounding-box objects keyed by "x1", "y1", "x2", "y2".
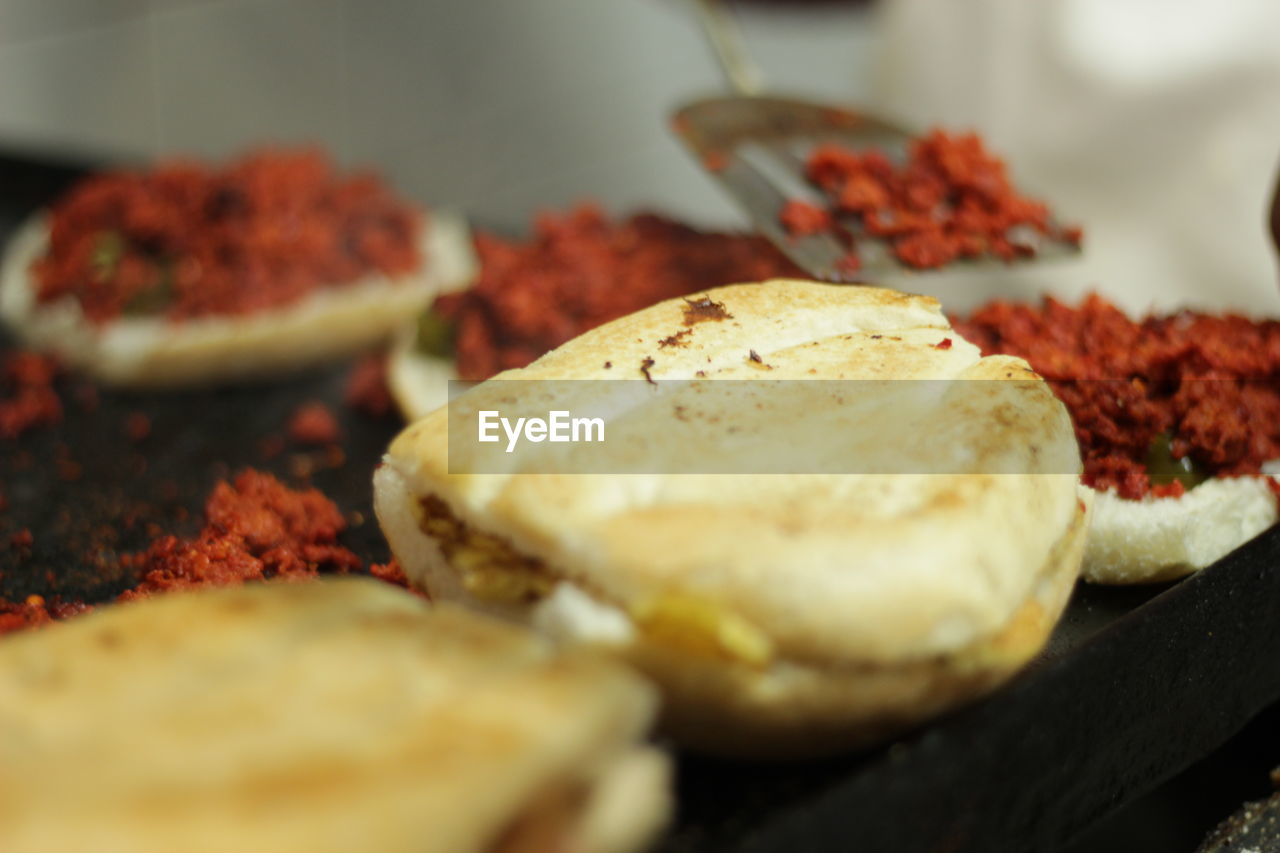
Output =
[
  {"x1": 0, "y1": 211, "x2": 476, "y2": 387},
  {"x1": 1082, "y1": 476, "x2": 1277, "y2": 584}
]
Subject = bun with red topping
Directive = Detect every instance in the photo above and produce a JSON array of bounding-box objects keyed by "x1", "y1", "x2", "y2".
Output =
[{"x1": 0, "y1": 150, "x2": 476, "y2": 387}]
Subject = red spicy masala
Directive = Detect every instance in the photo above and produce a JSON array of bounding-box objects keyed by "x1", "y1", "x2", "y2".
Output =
[
  {"x1": 34, "y1": 148, "x2": 422, "y2": 323},
  {"x1": 787, "y1": 129, "x2": 1081, "y2": 272},
  {"x1": 0, "y1": 470, "x2": 408, "y2": 636},
  {"x1": 427, "y1": 204, "x2": 802, "y2": 381},
  {"x1": 0, "y1": 350, "x2": 61, "y2": 440},
  {"x1": 952, "y1": 294, "x2": 1280, "y2": 500}
]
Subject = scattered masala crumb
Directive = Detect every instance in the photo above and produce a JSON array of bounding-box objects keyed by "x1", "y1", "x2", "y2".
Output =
[
  {"x1": 779, "y1": 199, "x2": 834, "y2": 238},
  {"x1": 0, "y1": 351, "x2": 62, "y2": 440},
  {"x1": 118, "y1": 469, "x2": 362, "y2": 600},
  {"x1": 702, "y1": 151, "x2": 729, "y2": 173},
  {"x1": 343, "y1": 352, "x2": 395, "y2": 418},
  {"x1": 124, "y1": 411, "x2": 151, "y2": 442},
  {"x1": 0, "y1": 595, "x2": 88, "y2": 634},
  {"x1": 287, "y1": 400, "x2": 341, "y2": 446},
  {"x1": 835, "y1": 253, "x2": 862, "y2": 277},
  {"x1": 0, "y1": 470, "x2": 406, "y2": 636},
  {"x1": 369, "y1": 558, "x2": 412, "y2": 590}
]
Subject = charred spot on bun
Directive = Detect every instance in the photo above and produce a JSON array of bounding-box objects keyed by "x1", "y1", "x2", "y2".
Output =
[{"x1": 375, "y1": 279, "x2": 1087, "y2": 757}]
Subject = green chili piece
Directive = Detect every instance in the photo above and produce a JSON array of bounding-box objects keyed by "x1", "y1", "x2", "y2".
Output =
[
  {"x1": 90, "y1": 231, "x2": 125, "y2": 281},
  {"x1": 1144, "y1": 432, "x2": 1208, "y2": 490},
  {"x1": 413, "y1": 309, "x2": 455, "y2": 358}
]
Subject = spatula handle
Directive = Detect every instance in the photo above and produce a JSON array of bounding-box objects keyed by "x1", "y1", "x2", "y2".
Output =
[{"x1": 691, "y1": 0, "x2": 763, "y2": 96}]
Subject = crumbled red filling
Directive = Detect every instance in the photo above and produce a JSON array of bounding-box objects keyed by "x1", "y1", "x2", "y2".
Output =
[
  {"x1": 0, "y1": 351, "x2": 61, "y2": 439},
  {"x1": 369, "y1": 558, "x2": 411, "y2": 590},
  {"x1": 953, "y1": 294, "x2": 1280, "y2": 499},
  {"x1": 794, "y1": 129, "x2": 1080, "y2": 272},
  {"x1": 117, "y1": 470, "x2": 362, "y2": 600},
  {"x1": 431, "y1": 204, "x2": 803, "y2": 381},
  {"x1": 34, "y1": 148, "x2": 422, "y2": 323},
  {"x1": 0, "y1": 595, "x2": 89, "y2": 634},
  {"x1": 779, "y1": 200, "x2": 833, "y2": 238},
  {"x1": 0, "y1": 471, "x2": 399, "y2": 635}
]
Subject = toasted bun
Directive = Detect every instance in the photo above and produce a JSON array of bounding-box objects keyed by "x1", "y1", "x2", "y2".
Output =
[
  {"x1": 377, "y1": 461, "x2": 1088, "y2": 756},
  {"x1": 375, "y1": 279, "x2": 1085, "y2": 755},
  {"x1": 626, "y1": 498, "x2": 1086, "y2": 755},
  {"x1": 1082, "y1": 477, "x2": 1277, "y2": 584},
  {"x1": 0, "y1": 211, "x2": 477, "y2": 387},
  {"x1": 0, "y1": 578, "x2": 668, "y2": 853}
]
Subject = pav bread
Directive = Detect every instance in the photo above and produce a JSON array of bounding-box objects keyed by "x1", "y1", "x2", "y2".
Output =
[
  {"x1": 1082, "y1": 478, "x2": 1277, "y2": 584},
  {"x1": 953, "y1": 294, "x2": 1280, "y2": 585},
  {"x1": 0, "y1": 151, "x2": 477, "y2": 387},
  {"x1": 375, "y1": 279, "x2": 1087, "y2": 756},
  {"x1": 0, "y1": 212, "x2": 475, "y2": 387},
  {"x1": 0, "y1": 578, "x2": 669, "y2": 853}
]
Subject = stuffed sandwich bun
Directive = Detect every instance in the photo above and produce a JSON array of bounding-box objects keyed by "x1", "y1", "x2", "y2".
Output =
[
  {"x1": 0, "y1": 578, "x2": 669, "y2": 853},
  {"x1": 374, "y1": 279, "x2": 1088, "y2": 756}
]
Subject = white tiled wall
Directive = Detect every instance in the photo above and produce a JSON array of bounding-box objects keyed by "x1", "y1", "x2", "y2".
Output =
[
  {"x1": 0, "y1": 10, "x2": 154, "y2": 159},
  {"x1": 0, "y1": 0, "x2": 149, "y2": 45},
  {"x1": 0, "y1": 0, "x2": 878, "y2": 228},
  {"x1": 153, "y1": 0, "x2": 346, "y2": 156}
]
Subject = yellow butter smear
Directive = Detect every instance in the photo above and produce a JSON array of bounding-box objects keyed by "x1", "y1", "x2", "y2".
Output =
[{"x1": 631, "y1": 595, "x2": 775, "y2": 668}]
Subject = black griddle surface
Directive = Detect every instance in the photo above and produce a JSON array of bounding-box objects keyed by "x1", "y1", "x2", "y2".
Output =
[{"x1": 2, "y1": 148, "x2": 1278, "y2": 853}]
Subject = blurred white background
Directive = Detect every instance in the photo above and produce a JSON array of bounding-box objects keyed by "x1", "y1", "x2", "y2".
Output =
[
  {"x1": 0, "y1": 0, "x2": 877, "y2": 230},
  {"x1": 1, "y1": 0, "x2": 1279, "y2": 314}
]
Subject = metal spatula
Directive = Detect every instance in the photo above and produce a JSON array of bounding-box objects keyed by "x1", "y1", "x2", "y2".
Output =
[{"x1": 673, "y1": 0, "x2": 1082, "y2": 282}]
